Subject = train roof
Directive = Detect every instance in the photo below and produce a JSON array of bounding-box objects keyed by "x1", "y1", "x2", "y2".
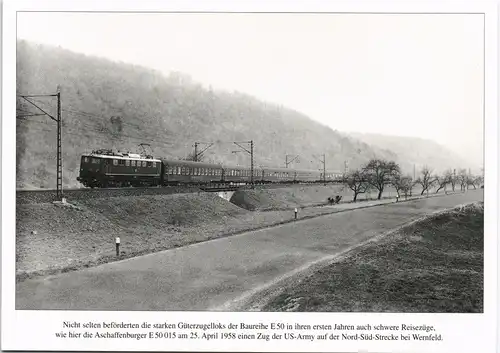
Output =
[
  {"x1": 160, "y1": 159, "x2": 223, "y2": 169},
  {"x1": 82, "y1": 153, "x2": 162, "y2": 162}
]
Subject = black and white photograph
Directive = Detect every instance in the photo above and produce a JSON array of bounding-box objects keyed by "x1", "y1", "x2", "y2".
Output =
[{"x1": 2, "y1": 1, "x2": 499, "y2": 352}]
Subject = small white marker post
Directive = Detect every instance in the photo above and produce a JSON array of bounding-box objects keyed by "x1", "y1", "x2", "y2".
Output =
[
  {"x1": 294, "y1": 208, "x2": 298, "y2": 220},
  {"x1": 115, "y1": 237, "x2": 120, "y2": 257}
]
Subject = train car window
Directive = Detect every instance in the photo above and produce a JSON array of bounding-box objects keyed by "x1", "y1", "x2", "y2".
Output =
[
  {"x1": 113, "y1": 159, "x2": 118, "y2": 166},
  {"x1": 91, "y1": 158, "x2": 99, "y2": 164},
  {"x1": 147, "y1": 161, "x2": 153, "y2": 168},
  {"x1": 125, "y1": 160, "x2": 130, "y2": 166},
  {"x1": 131, "y1": 160, "x2": 136, "y2": 167}
]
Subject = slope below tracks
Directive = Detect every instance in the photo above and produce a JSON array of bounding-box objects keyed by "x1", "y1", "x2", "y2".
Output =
[
  {"x1": 15, "y1": 182, "x2": 343, "y2": 204},
  {"x1": 16, "y1": 186, "x2": 209, "y2": 204},
  {"x1": 16, "y1": 190, "x2": 483, "y2": 311}
]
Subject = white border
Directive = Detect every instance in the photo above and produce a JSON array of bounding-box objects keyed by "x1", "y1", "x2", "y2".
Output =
[{"x1": 2, "y1": 1, "x2": 498, "y2": 352}]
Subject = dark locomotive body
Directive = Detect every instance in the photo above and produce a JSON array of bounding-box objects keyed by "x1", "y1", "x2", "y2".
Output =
[
  {"x1": 77, "y1": 150, "x2": 161, "y2": 188},
  {"x1": 77, "y1": 150, "x2": 344, "y2": 188}
]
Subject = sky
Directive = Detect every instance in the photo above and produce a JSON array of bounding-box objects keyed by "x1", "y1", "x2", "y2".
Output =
[{"x1": 17, "y1": 12, "x2": 484, "y2": 165}]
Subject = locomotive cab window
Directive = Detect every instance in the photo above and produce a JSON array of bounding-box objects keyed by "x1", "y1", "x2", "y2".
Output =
[{"x1": 125, "y1": 160, "x2": 130, "y2": 166}]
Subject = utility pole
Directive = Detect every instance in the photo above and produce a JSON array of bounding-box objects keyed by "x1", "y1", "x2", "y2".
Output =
[
  {"x1": 56, "y1": 89, "x2": 62, "y2": 199},
  {"x1": 233, "y1": 140, "x2": 254, "y2": 188},
  {"x1": 413, "y1": 164, "x2": 416, "y2": 180},
  {"x1": 313, "y1": 154, "x2": 326, "y2": 185},
  {"x1": 285, "y1": 154, "x2": 299, "y2": 168},
  {"x1": 17, "y1": 89, "x2": 63, "y2": 200},
  {"x1": 193, "y1": 142, "x2": 213, "y2": 162},
  {"x1": 323, "y1": 154, "x2": 326, "y2": 185}
]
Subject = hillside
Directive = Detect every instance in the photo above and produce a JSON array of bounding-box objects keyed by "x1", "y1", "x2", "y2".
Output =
[
  {"x1": 348, "y1": 132, "x2": 473, "y2": 175},
  {"x1": 17, "y1": 40, "x2": 397, "y2": 189}
]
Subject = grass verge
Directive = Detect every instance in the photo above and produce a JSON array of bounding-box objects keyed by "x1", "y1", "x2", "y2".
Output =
[{"x1": 261, "y1": 202, "x2": 484, "y2": 313}]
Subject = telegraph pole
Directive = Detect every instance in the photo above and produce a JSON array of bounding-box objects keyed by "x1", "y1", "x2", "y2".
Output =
[
  {"x1": 251, "y1": 140, "x2": 254, "y2": 187},
  {"x1": 193, "y1": 142, "x2": 213, "y2": 162},
  {"x1": 313, "y1": 154, "x2": 326, "y2": 185},
  {"x1": 323, "y1": 154, "x2": 326, "y2": 185},
  {"x1": 56, "y1": 89, "x2": 62, "y2": 199},
  {"x1": 285, "y1": 154, "x2": 299, "y2": 168},
  {"x1": 233, "y1": 140, "x2": 254, "y2": 188},
  {"x1": 17, "y1": 89, "x2": 63, "y2": 200}
]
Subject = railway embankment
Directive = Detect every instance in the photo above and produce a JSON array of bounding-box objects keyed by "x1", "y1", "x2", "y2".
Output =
[{"x1": 16, "y1": 184, "x2": 456, "y2": 281}]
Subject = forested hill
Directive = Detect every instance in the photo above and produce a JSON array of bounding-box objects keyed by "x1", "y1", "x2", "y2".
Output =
[{"x1": 17, "y1": 40, "x2": 398, "y2": 189}]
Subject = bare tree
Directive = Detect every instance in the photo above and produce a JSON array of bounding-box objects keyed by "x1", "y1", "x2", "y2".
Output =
[
  {"x1": 343, "y1": 170, "x2": 370, "y2": 202},
  {"x1": 443, "y1": 169, "x2": 456, "y2": 192},
  {"x1": 416, "y1": 166, "x2": 437, "y2": 195},
  {"x1": 457, "y1": 168, "x2": 468, "y2": 191},
  {"x1": 363, "y1": 159, "x2": 401, "y2": 200},
  {"x1": 434, "y1": 172, "x2": 451, "y2": 194},
  {"x1": 468, "y1": 174, "x2": 483, "y2": 190},
  {"x1": 392, "y1": 174, "x2": 413, "y2": 200}
]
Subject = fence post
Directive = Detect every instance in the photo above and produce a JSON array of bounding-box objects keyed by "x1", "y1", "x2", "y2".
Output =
[{"x1": 116, "y1": 237, "x2": 120, "y2": 257}]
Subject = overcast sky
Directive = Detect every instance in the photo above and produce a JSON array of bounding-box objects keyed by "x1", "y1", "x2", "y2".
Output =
[{"x1": 17, "y1": 12, "x2": 484, "y2": 165}]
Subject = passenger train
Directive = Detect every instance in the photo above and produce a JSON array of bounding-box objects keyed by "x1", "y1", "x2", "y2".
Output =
[{"x1": 77, "y1": 149, "x2": 344, "y2": 188}]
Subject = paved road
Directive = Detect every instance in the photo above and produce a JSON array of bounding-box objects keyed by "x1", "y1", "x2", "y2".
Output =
[{"x1": 16, "y1": 190, "x2": 483, "y2": 311}]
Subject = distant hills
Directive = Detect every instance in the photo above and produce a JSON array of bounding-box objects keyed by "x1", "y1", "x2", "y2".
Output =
[
  {"x1": 16, "y1": 40, "x2": 473, "y2": 189},
  {"x1": 348, "y1": 132, "x2": 473, "y2": 175}
]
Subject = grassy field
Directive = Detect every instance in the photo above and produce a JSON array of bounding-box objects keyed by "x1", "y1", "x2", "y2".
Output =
[{"x1": 262, "y1": 202, "x2": 484, "y2": 313}]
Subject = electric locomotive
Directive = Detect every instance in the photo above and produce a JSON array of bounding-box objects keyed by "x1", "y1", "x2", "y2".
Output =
[{"x1": 77, "y1": 149, "x2": 162, "y2": 188}]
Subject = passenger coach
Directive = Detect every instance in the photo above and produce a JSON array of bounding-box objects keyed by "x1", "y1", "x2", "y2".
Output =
[{"x1": 161, "y1": 159, "x2": 223, "y2": 185}]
